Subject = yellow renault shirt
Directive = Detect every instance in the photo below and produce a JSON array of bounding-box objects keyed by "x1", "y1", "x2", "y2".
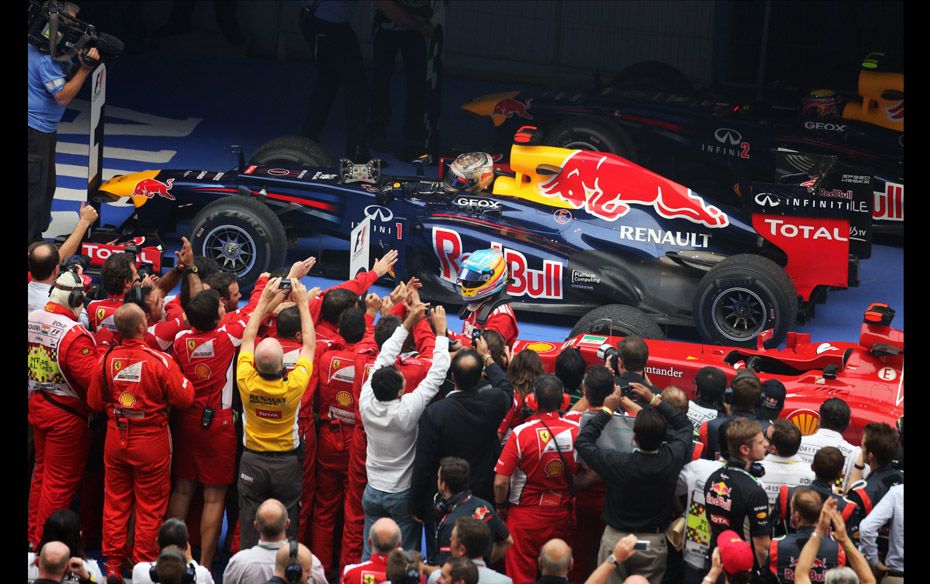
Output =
[{"x1": 236, "y1": 351, "x2": 312, "y2": 452}]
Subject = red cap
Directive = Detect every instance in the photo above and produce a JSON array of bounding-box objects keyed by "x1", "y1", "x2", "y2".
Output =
[{"x1": 717, "y1": 530, "x2": 754, "y2": 574}]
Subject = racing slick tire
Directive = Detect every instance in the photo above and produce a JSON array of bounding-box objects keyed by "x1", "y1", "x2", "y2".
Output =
[
  {"x1": 569, "y1": 304, "x2": 665, "y2": 340},
  {"x1": 693, "y1": 254, "x2": 798, "y2": 348},
  {"x1": 250, "y1": 135, "x2": 337, "y2": 167},
  {"x1": 542, "y1": 116, "x2": 637, "y2": 161},
  {"x1": 189, "y1": 197, "x2": 287, "y2": 291},
  {"x1": 611, "y1": 60, "x2": 695, "y2": 95}
]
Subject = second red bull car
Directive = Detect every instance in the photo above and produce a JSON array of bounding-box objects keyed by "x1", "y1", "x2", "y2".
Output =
[{"x1": 93, "y1": 131, "x2": 867, "y2": 347}]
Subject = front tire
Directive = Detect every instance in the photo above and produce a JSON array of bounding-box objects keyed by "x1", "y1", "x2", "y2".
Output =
[
  {"x1": 693, "y1": 254, "x2": 798, "y2": 348},
  {"x1": 190, "y1": 197, "x2": 288, "y2": 291},
  {"x1": 569, "y1": 304, "x2": 665, "y2": 339}
]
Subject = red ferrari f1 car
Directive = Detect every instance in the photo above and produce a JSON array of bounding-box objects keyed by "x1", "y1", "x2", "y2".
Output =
[{"x1": 519, "y1": 302, "x2": 903, "y2": 444}]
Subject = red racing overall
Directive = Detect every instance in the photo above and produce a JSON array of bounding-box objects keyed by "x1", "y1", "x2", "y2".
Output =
[
  {"x1": 27, "y1": 303, "x2": 97, "y2": 547},
  {"x1": 495, "y1": 412, "x2": 579, "y2": 584},
  {"x1": 87, "y1": 338, "x2": 195, "y2": 572},
  {"x1": 311, "y1": 340, "x2": 363, "y2": 570}
]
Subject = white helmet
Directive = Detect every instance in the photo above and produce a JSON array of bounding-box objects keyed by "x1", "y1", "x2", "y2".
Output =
[{"x1": 443, "y1": 152, "x2": 495, "y2": 193}]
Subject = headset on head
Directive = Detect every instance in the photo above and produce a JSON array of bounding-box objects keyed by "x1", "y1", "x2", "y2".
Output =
[
  {"x1": 149, "y1": 548, "x2": 196, "y2": 584},
  {"x1": 50, "y1": 269, "x2": 85, "y2": 308},
  {"x1": 285, "y1": 539, "x2": 302, "y2": 584},
  {"x1": 524, "y1": 376, "x2": 571, "y2": 412},
  {"x1": 127, "y1": 283, "x2": 146, "y2": 306}
]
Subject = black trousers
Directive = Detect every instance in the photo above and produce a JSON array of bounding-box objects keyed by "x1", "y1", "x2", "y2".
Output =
[
  {"x1": 300, "y1": 11, "x2": 369, "y2": 154},
  {"x1": 237, "y1": 449, "x2": 303, "y2": 549},
  {"x1": 27, "y1": 127, "x2": 58, "y2": 244},
  {"x1": 370, "y1": 26, "x2": 427, "y2": 145}
]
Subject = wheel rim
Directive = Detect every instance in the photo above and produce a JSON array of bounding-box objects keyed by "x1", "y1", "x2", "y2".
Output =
[
  {"x1": 710, "y1": 287, "x2": 768, "y2": 342},
  {"x1": 563, "y1": 139, "x2": 601, "y2": 151},
  {"x1": 202, "y1": 225, "x2": 257, "y2": 277}
]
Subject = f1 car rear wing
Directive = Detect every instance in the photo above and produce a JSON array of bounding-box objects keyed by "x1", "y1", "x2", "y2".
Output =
[{"x1": 748, "y1": 154, "x2": 872, "y2": 300}]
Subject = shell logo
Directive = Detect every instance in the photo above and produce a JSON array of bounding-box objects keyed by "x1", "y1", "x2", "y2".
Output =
[
  {"x1": 118, "y1": 391, "x2": 136, "y2": 407},
  {"x1": 195, "y1": 363, "x2": 212, "y2": 379},
  {"x1": 786, "y1": 409, "x2": 820, "y2": 436},
  {"x1": 544, "y1": 459, "x2": 563, "y2": 478},
  {"x1": 336, "y1": 391, "x2": 354, "y2": 407},
  {"x1": 524, "y1": 342, "x2": 557, "y2": 354}
]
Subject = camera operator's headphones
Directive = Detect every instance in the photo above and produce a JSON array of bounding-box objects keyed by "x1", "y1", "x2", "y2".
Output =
[
  {"x1": 402, "y1": 550, "x2": 420, "y2": 584},
  {"x1": 149, "y1": 548, "x2": 196, "y2": 584},
  {"x1": 524, "y1": 376, "x2": 571, "y2": 412},
  {"x1": 285, "y1": 539, "x2": 302, "y2": 584},
  {"x1": 50, "y1": 270, "x2": 85, "y2": 308},
  {"x1": 127, "y1": 284, "x2": 146, "y2": 306}
]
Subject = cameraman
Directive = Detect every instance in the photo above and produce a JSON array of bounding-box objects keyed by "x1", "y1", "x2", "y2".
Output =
[
  {"x1": 28, "y1": 1, "x2": 100, "y2": 244},
  {"x1": 602, "y1": 336, "x2": 659, "y2": 399}
]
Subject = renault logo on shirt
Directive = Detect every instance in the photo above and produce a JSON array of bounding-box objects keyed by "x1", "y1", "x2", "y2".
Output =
[{"x1": 364, "y1": 205, "x2": 393, "y2": 222}]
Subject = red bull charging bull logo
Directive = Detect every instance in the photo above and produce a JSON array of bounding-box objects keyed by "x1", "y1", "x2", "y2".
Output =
[
  {"x1": 131, "y1": 177, "x2": 175, "y2": 201},
  {"x1": 705, "y1": 481, "x2": 733, "y2": 510},
  {"x1": 538, "y1": 150, "x2": 729, "y2": 228},
  {"x1": 493, "y1": 97, "x2": 533, "y2": 120}
]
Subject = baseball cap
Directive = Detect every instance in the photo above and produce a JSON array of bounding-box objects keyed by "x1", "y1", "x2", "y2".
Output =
[
  {"x1": 758, "y1": 379, "x2": 787, "y2": 420},
  {"x1": 717, "y1": 530, "x2": 754, "y2": 574}
]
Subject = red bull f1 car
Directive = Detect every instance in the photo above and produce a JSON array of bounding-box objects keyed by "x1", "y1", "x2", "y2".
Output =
[
  {"x1": 518, "y1": 302, "x2": 904, "y2": 444},
  {"x1": 93, "y1": 130, "x2": 867, "y2": 347},
  {"x1": 461, "y1": 57, "x2": 903, "y2": 244}
]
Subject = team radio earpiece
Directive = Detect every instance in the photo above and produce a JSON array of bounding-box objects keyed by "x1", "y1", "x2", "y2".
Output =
[
  {"x1": 50, "y1": 270, "x2": 85, "y2": 308},
  {"x1": 285, "y1": 539, "x2": 302, "y2": 584},
  {"x1": 148, "y1": 548, "x2": 196, "y2": 584},
  {"x1": 524, "y1": 377, "x2": 571, "y2": 412}
]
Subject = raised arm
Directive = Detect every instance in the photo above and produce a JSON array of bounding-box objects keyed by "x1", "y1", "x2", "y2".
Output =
[
  {"x1": 241, "y1": 276, "x2": 286, "y2": 354},
  {"x1": 58, "y1": 201, "x2": 98, "y2": 261},
  {"x1": 292, "y1": 279, "x2": 322, "y2": 363}
]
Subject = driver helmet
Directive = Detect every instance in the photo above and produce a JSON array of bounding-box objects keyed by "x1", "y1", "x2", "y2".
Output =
[
  {"x1": 443, "y1": 152, "x2": 495, "y2": 193},
  {"x1": 801, "y1": 89, "x2": 843, "y2": 118},
  {"x1": 457, "y1": 248, "x2": 508, "y2": 302}
]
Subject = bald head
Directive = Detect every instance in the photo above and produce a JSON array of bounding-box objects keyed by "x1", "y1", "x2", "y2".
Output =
[
  {"x1": 538, "y1": 539, "x2": 572, "y2": 576},
  {"x1": 274, "y1": 542, "x2": 313, "y2": 584},
  {"x1": 114, "y1": 302, "x2": 147, "y2": 339},
  {"x1": 255, "y1": 499, "x2": 289, "y2": 540},
  {"x1": 37, "y1": 541, "x2": 71, "y2": 580},
  {"x1": 28, "y1": 241, "x2": 60, "y2": 281},
  {"x1": 255, "y1": 337, "x2": 285, "y2": 375},
  {"x1": 661, "y1": 386, "x2": 690, "y2": 415},
  {"x1": 370, "y1": 517, "x2": 402, "y2": 554},
  {"x1": 622, "y1": 576, "x2": 650, "y2": 584}
]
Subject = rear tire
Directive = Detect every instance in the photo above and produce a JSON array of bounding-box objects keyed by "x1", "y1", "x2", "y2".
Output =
[
  {"x1": 693, "y1": 254, "x2": 798, "y2": 348},
  {"x1": 542, "y1": 116, "x2": 637, "y2": 161},
  {"x1": 250, "y1": 135, "x2": 336, "y2": 167},
  {"x1": 190, "y1": 197, "x2": 287, "y2": 291},
  {"x1": 569, "y1": 304, "x2": 665, "y2": 339}
]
